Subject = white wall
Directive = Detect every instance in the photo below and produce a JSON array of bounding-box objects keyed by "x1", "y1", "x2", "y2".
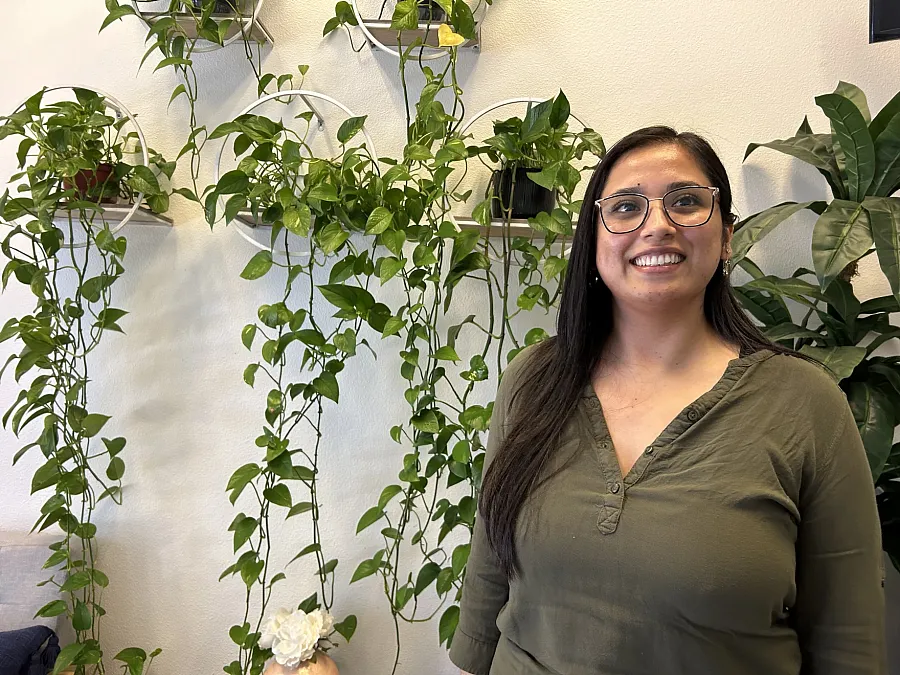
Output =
[{"x1": 1, "y1": 1, "x2": 898, "y2": 673}]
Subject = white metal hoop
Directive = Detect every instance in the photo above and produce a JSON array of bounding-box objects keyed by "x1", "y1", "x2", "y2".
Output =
[
  {"x1": 350, "y1": 0, "x2": 488, "y2": 60},
  {"x1": 213, "y1": 89, "x2": 379, "y2": 258},
  {"x1": 130, "y1": 0, "x2": 267, "y2": 53},
  {"x1": 6, "y1": 85, "x2": 148, "y2": 249},
  {"x1": 450, "y1": 97, "x2": 590, "y2": 263}
]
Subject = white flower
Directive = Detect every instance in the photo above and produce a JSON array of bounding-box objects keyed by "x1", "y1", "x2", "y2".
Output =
[
  {"x1": 308, "y1": 608, "x2": 334, "y2": 638},
  {"x1": 259, "y1": 607, "x2": 292, "y2": 650},
  {"x1": 272, "y1": 610, "x2": 320, "y2": 667}
]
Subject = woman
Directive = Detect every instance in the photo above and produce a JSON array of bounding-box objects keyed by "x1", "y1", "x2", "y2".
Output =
[{"x1": 449, "y1": 127, "x2": 886, "y2": 675}]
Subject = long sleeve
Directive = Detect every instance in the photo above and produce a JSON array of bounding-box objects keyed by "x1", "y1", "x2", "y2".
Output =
[
  {"x1": 795, "y1": 401, "x2": 887, "y2": 674},
  {"x1": 449, "y1": 346, "x2": 535, "y2": 674}
]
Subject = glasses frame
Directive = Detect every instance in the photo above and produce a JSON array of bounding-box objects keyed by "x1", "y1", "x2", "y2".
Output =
[{"x1": 595, "y1": 185, "x2": 721, "y2": 234}]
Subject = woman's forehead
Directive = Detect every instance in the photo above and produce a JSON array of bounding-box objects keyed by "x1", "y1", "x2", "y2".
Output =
[{"x1": 602, "y1": 144, "x2": 711, "y2": 194}]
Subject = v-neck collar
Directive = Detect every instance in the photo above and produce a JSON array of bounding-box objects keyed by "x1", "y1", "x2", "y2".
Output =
[{"x1": 580, "y1": 348, "x2": 775, "y2": 488}]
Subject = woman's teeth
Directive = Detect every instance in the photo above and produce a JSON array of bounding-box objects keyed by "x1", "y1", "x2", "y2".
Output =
[{"x1": 631, "y1": 253, "x2": 685, "y2": 267}]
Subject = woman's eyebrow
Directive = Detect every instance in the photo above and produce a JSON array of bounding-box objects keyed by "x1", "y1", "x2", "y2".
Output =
[{"x1": 605, "y1": 181, "x2": 703, "y2": 197}]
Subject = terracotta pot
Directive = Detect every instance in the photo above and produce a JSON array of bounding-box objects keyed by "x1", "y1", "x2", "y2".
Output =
[
  {"x1": 263, "y1": 653, "x2": 339, "y2": 675},
  {"x1": 63, "y1": 162, "x2": 118, "y2": 204}
]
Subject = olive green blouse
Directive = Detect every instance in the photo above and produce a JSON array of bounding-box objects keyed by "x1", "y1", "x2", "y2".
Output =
[{"x1": 449, "y1": 345, "x2": 886, "y2": 675}]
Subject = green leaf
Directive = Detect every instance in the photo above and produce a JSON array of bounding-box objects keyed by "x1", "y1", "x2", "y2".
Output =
[
  {"x1": 549, "y1": 90, "x2": 570, "y2": 128},
  {"x1": 812, "y1": 200, "x2": 873, "y2": 289},
  {"x1": 415, "y1": 561, "x2": 441, "y2": 594},
  {"x1": 732, "y1": 201, "x2": 826, "y2": 265},
  {"x1": 240, "y1": 251, "x2": 273, "y2": 280},
  {"x1": 318, "y1": 559, "x2": 338, "y2": 575},
  {"x1": 521, "y1": 98, "x2": 554, "y2": 144},
  {"x1": 378, "y1": 485, "x2": 403, "y2": 509},
  {"x1": 263, "y1": 484, "x2": 292, "y2": 507},
  {"x1": 287, "y1": 543, "x2": 321, "y2": 566},
  {"x1": 434, "y1": 345, "x2": 460, "y2": 361},
  {"x1": 313, "y1": 371, "x2": 339, "y2": 403},
  {"x1": 81, "y1": 414, "x2": 111, "y2": 438},
  {"x1": 106, "y1": 457, "x2": 125, "y2": 481},
  {"x1": 241, "y1": 324, "x2": 257, "y2": 350},
  {"x1": 815, "y1": 93, "x2": 876, "y2": 201},
  {"x1": 356, "y1": 506, "x2": 384, "y2": 533},
  {"x1": 439, "y1": 605, "x2": 459, "y2": 646},
  {"x1": 286, "y1": 501, "x2": 314, "y2": 518},
  {"x1": 233, "y1": 516, "x2": 258, "y2": 552},
  {"x1": 799, "y1": 345, "x2": 866, "y2": 381},
  {"x1": 333, "y1": 615, "x2": 357, "y2": 642},
  {"x1": 847, "y1": 381, "x2": 894, "y2": 479},
  {"x1": 308, "y1": 183, "x2": 339, "y2": 202},
  {"x1": 864, "y1": 196, "x2": 900, "y2": 304},
  {"x1": 73, "y1": 600, "x2": 92, "y2": 631},
  {"x1": 226, "y1": 465, "x2": 260, "y2": 505},
  {"x1": 337, "y1": 115, "x2": 367, "y2": 144},
  {"x1": 284, "y1": 205, "x2": 311, "y2": 237},
  {"x1": 391, "y1": 0, "x2": 418, "y2": 30},
  {"x1": 366, "y1": 207, "x2": 394, "y2": 235},
  {"x1": 870, "y1": 111, "x2": 900, "y2": 197},
  {"x1": 451, "y1": 0, "x2": 476, "y2": 39},
  {"x1": 834, "y1": 81, "x2": 871, "y2": 123},
  {"x1": 745, "y1": 134, "x2": 845, "y2": 200},
  {"x1": 52, "y1": 642, "x2": 86, "y2": 675},
  {"x1": 871, "y1": 92, "x2": 900, "y2": 141},
  {"x1": 34, "y1": 599, "x2": 67, "y2": 618},
  {"x1": 100, "y1": 5, "x2": 137, "y2": 31},
  {"x1": 350, "y1": 558, "x2": 379, "y2": 583},
  {"x1": 217, "y1": 170, "x2": 251, "y2": 195}
]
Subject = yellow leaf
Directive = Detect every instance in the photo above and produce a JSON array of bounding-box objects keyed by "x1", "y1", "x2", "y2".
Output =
[{"x1": 438, "y1": 23, "x2": 465, "y2": 47}]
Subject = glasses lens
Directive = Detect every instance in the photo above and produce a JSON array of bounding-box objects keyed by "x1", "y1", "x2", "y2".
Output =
[
  {"x1": 600, "y1": 194, "x2": 648, "y2": 233},
  {"x1": 664, "y1": 187, "x2": 715, "y2": 226}
]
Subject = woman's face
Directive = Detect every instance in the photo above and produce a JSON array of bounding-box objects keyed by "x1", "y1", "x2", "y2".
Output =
[{"x1": 594, "y1": 143, "x2": 733, "y2": 312}]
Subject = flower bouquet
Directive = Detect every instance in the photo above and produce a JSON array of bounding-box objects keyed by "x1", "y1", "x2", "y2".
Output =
[{"x1": 260, "y1": 608, "x2": 339, "y2": 675}]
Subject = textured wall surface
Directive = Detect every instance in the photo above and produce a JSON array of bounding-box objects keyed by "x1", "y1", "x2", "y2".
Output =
[{"x1": 1, "y1": 1, "x2": 898, "y2": 673}]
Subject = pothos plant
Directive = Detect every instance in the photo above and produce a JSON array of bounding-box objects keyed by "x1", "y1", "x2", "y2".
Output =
[
  {"x1": 204, "y1": 107, "x2": 391, "y2": 674},
  {"x1": 734, "y1": 81, "x2": 900, "y2": 570},
  {"x1": 101, "y1": 0, "x2": 277, "y2": 205},
  {"x1": 0, "y1": 88, "x2": 171, "y2": 674},
  {"x1": 323, "y1": 3, "x2": 602, "y2": 672}
]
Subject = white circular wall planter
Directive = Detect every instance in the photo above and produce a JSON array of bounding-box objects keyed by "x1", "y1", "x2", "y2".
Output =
[
  {"x1": 213, "y1": 90, "x2": 379, "y2": 259},
  {"x1": 130, "y1": 0, "x2": 271, "y2": 52}
]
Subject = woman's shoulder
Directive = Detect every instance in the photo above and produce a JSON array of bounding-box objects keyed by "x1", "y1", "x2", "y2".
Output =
[{"x1": 752, "y1": 349, "x2": 852, "y2": 419}]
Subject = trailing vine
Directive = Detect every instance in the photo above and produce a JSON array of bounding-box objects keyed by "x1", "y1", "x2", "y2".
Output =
[
  {"x1": 206, "y1": 105, "x2": 386, "y2": 675},
  {"x1": 0, "y1": 87, "x2": 172, "y2": 675}
]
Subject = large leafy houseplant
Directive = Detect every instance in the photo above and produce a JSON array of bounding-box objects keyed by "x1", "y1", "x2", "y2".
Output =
[
  {"x1": 0, "y1": 88, "x2": 170, "y2": 674},
  {"x1": 735, "y1": 81, "x2": 900, "y2": 570},
  {"x1": 205, "y1": 106, "x2": 386, "y2": 675}
]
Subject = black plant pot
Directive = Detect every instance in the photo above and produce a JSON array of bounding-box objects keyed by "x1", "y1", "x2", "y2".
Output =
[
  {"x1": 490, "y1": 167, "x2": 556, "y2": 219},
  {"x1": 417, "y1": 1, "x2": 446, "y2": 22},
  {"x1": 193, "y1": 0, "x2": 237, "y2": 14}
]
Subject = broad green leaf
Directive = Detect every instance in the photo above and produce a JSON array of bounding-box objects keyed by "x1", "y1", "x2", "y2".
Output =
[
  {"x1": 864, "y1": 196, "x2": 900, "y2": 303},
  {"x1": 106, "y1": 457, "x2": 125, "y2": 481},
  {"x1": 391, "y1": 0, "x2": 418, "y2": 30},
  {"x1": 233, "y1": 516, "x2": 258, "y2": 552},
  {"x1": 337, "y1": 116, "x2": 367, "y2": 144},
  {"x1": 799, "y1": 345, "x2": 866, "y2": 381},
  {"x1": 263, "y1": 484, "x2": 292, "y2": 507},
  {"x1": 52, "y1": 642, "x2": 85, "y2": 675},
  {"x1": 333, "y1": 615, "x2": 357, "y2": 642},
  {"x1": 241, "y1": 324, "x2": 257, "y2": 350},
  {"x1": 240, "y1": 251, "x2": 273, "y2": 280},
  {"x1": 870, "y1": 92, "x2": 900, "y2": 141},
  {"x1": 366, "y1": 207, "x2": 394, "y2": 235},
  {"x1": 356, "y1": 506, "x2": 384, "y2": 533},
  {"x1": 815, "y1": 93, "x2": 876, "y2": 201},
  {"x1": 812, "y1": 200, "x2": 873, "y2": 290},
  {"x1": 870, "y1": 111, "x2": 900, "y2": 197},
  {"x1": 439, "y1": 605, "x2": 459, "y2": 646},
  {"x1": 732, "y1": 201, "x2": 825, "y2": 264},
  {"x1": 745, "y1": 134, "x2": 845, "y2": 199},
  {"x1": 834, "y1": 81, "x2": 871, "y2": 123},
  {"x1": 847, "y1": 381, "x2": 894, "y2": 479},
  {"x1": 549, "y1": 90, "x2": 570, "y2": 128},
  {"x1": 81, "y1": 414, "x2": 110, "y2": 438},
  {"x1": 216, "y1": 170, "x2": 250, "y2": 195},
  {"x1": 350, "y1": 558, "x2": 379, "y2": 583}
]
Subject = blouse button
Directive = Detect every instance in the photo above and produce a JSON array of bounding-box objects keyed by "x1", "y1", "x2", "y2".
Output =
[
  {"x1": 645, "y1": 446, "x2": 654, "y2": 455},
  {"x1": 687, "y1": 408, "x2": 700, "y2": 422},
  {"x1": 610, "y1": 482, "x2": 621, "y2": 494},
  {"x1": 599, "y1": 440, "x2": 611, "y2": 450}
]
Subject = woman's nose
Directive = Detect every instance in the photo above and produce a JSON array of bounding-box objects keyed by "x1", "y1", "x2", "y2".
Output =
[{"x1": 641, "y1": 200, "x2": 678, "y2": 237}]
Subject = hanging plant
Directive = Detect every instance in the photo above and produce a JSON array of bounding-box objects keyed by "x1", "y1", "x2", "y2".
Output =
[
  {"x1": 205, "y1": 101, "x2": 387, "y2": 675},
  {"x1": 735, "y1": 81, "x2": 900, "y2": 571},
  {"x1": 0, "y1": 87, "x2": 171, "y2": 675},
  {"x1": 101, "y1": 0, "x2": 271, "y2": 205}
]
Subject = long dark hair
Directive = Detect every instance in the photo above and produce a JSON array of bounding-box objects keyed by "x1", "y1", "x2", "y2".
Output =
[{"x1": 479, "y1": 126, "x2": 817, "y2": 580}]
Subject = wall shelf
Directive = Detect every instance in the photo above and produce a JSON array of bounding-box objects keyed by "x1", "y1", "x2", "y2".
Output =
[
  {"x1": 140, "y1": 12, "x2": 273, "y2": 46},
  {"x1": 53, "y1": 204, "x2": 173, "y2": 227},
  {"x1": 454, "y1": 217, "x2": 536, "y2": 238},
  {"x1": 360, "y1": 19, "x2": 480, "y2": 52}
]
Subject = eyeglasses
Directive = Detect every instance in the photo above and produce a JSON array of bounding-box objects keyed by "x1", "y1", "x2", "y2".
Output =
[{"x1": 596, "y1": 186, "x2": 720, "y2": 234}]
